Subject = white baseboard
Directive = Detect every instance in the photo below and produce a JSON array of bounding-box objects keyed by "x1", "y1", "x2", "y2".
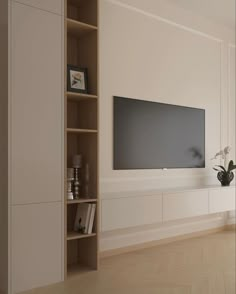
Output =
[{"x1": 100, "y1": 214, "x2": 225, "y2": 254}]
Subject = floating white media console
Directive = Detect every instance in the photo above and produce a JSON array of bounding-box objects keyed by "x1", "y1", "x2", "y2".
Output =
[{"x1": 101, "y1": 185, "x2": 236, "y2": 232}]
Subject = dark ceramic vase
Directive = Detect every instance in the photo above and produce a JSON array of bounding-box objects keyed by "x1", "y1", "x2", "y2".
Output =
[{"x1": 217, "y1": 171, "x2": 234, "y2": 186}]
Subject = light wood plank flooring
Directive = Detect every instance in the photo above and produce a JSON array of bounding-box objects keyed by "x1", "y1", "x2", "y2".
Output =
[{"x1": 23, "y1": 230, "x2": 235, "y2": 294}]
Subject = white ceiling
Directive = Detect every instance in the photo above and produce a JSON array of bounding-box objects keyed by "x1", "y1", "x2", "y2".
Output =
[{"x1": 168, "y1": 0, "x2": 235, "y2": 30}]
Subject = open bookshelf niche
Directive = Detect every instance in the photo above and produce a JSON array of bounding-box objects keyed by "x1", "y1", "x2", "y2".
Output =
[
  {"x1": 67, "y1": 0, "x2": 97, "y2": 26},
  {"x1": 67, "y1": 133, "x2": 98, "y2": 199},
  {"x1": 65, "y1": 0, "x2": 99, "y2": 278},
  {"x1": 67, "y1": 236, "x2": 98, "y2": 277},
  {"x1": 67, "y1": 203, "x2": 98, "y2": 278},
  {"x1": 67, "y1": 32, "x2": 97, "y2": 96},
  {"x1": 67, "y1": 203, "x2": 97, "y2": 238},
  {"x1": 67, "y1": 99, "x2": 97, "y2": 130}
]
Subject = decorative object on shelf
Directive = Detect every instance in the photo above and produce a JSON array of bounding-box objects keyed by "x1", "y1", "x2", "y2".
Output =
[
  {"x1": 211, "y1": 146, "x2": 231, "y2": 169},
  {"x1": 72, "y1": 154, "x2": 82, "y2": 199},
  {"x1": 67, "y1": 65, "x2": 88, "y2": 93},
  {"x1": 84, "y1": 163, "x2": 90, "y2": 198},
  {"x1": 213, "y1": 160, "x2": 236, "y2": 186},
  {"x1": 67, "y1": 168, "x2": 74, "y2": 200},
  {"x1": 74, "y1": 203, "x2": 91, "y2": 233},
  {"x1": 73, "y1": 154, "x2": 82, "y2": 168},
  {"x1": 87, "y1": 203, "x2": 96, "y2": 234},
  {"x1": 77, "y1": 218, "x2": 85, "y2": 234}
]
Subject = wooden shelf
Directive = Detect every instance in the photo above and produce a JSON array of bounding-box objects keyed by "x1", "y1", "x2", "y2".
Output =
[
  {"x1": 66, "y1": 92, "x2": 98, "y2": 101},
  {"x1": 67, "y1": 232, "x2": 96, "y2": 241},
  {"x1": 67, "y1": 128, "x2": 97, "y2": 134},
  {"x1": 68, "y1": 0, "x2": 84, "y2": 6},
  {"x1": 67, "y1": 264, "x2": 96, "y2": 278},
  {"x1": 67, "y1": 198, "x2": 97, "y2": 205},
  {"x1": 67, "y1": 18, "x2": 97, "y2": 38}
]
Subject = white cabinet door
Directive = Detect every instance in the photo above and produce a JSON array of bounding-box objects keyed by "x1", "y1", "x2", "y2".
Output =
[
  {"x1": 102, "y1": 194, "x2": 162, "y2": 231},
  {"x1": 209, "y1": 188, "x2": 235, "y2": 213},
  {"x1": 163, "y1": 190, "x2": 208, "y2": 221},
  {"x1": 11, "y1": 2, "x2": 63, "y2": 205},
  {"x1": 11, "y1": 203, "x2": 62, "y2": 293},
  {"x1": 12, "y1": 0, "x2": 63, "y2": 15}
]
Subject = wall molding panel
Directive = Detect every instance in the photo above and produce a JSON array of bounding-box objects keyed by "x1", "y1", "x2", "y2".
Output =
[{"x1": 228, "y1": 44, "x2": 235, "y2": 159}]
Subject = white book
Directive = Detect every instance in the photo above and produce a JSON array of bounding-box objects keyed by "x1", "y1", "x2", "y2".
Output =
[
  {"x1": 87, "y1": 204, "x2": 96, "y2": 234},
  {"x1": 84, "y1": 204, "x2": 92, "y2": 233},
  {"x1": 74, "y1": 204, "x2": 92, "y2": 233}
]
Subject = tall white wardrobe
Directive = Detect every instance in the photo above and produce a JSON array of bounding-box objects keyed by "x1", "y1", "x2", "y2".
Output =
[{"x1": 0, "y1": 1, "x2": 64, "y2": 293}]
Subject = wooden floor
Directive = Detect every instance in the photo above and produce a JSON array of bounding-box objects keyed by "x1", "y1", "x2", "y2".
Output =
[{"x1": 23, "y1": 230, "x2": 235, "y2": 294}]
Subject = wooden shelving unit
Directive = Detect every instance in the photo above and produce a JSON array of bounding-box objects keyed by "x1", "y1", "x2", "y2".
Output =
[
  {"x1": 67, "y1": 128, "x2": 98, "y2": 133},
  {"x1": 67, "y1": 232, "x2": 97, "y2": 241},
  {"x1": 67, "y1": 19, "x2": 97, "y2": 38},
  {"x1": 67, "y1": 198, "x2": 97, "y2": 204},
  {"x1": 65, "y1": 0, "x2": 99, "y2": 278},
  {"x1": 67, "y1": 92, "x2": 98, "y2": 102}
]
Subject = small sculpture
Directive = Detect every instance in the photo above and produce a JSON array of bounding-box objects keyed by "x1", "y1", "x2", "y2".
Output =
[{"x1": 77, "y1": 218, "x2": 85, "y2": 234}]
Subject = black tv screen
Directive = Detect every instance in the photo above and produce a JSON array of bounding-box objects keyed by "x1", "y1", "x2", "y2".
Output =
[{"x1": 113, "y1": 96, "x2": 205, "y2": 170}]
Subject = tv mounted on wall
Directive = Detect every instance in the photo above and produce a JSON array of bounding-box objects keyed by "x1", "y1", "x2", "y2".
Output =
[{"x1": 113, "y1": 96, "x2": 205, "y2": 170}]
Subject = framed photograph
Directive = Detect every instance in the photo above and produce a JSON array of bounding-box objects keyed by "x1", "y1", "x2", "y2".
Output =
[{"x1": 67, "y1": 65, "x2": 88, "y2": 93}]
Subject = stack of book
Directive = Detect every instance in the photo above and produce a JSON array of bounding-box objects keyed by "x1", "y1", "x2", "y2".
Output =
[{"x1": 74, "y1": 203, "x2": 96, "y2": 234}]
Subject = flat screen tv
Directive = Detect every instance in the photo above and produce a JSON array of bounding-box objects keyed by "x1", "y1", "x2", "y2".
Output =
[{"x1": 113, "y1": 96, "x2": 205, "y2": 170}]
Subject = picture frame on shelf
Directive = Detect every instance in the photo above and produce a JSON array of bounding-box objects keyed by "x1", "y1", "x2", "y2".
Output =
[{"x1": 67, "y1": 65, "x2": 88, "y2": 93}]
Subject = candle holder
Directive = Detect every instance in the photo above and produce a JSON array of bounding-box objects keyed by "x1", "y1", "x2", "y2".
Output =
[
  {"x1": 67, "y1": 168, "x2": 74, "y2": 200},
  {"x1": 72, "y1": 154, "x2": 82, "y2": 199},
  {"x1": 73, "y1": 167, "x2": 81, "y2": 199},
  {"x1": 84, "y1": 163, "x2": 90, "y2": 198}
]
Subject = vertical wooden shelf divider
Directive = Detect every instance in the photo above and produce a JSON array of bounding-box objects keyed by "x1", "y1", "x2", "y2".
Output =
[{"x1": 65, "y1": 0, "x2": 99, "y2": 278}]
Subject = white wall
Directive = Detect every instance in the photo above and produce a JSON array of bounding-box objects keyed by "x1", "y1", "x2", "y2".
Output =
[
  {"x1": 229, "y1": 45, "x2": 235, "y2": 160},
  {"x1": 99, "y1": 0, "x2": 235, "y2": 251},
  {"x1": 228, "y1": 45, "x2": 236, "y2": 224}
]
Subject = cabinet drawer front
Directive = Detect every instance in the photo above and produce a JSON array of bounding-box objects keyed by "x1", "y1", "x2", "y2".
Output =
[
  {"x1": 163, "y1": 190, "x2": 208, "y2": 221},
  {"x1": 209, "y1": 188, "x2": 235, "y2": 213},
  {"x1": 102, "y1": 194, "x2": 162, "y2": 231}
]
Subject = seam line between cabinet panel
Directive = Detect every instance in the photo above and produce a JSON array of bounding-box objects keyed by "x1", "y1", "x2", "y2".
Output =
[
  {"x1": 12, "y1": 200, "x2": 62, "y2": 207},
  {"x1": 12, "y1": 0, "x2": 63, "y2": 17}
]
